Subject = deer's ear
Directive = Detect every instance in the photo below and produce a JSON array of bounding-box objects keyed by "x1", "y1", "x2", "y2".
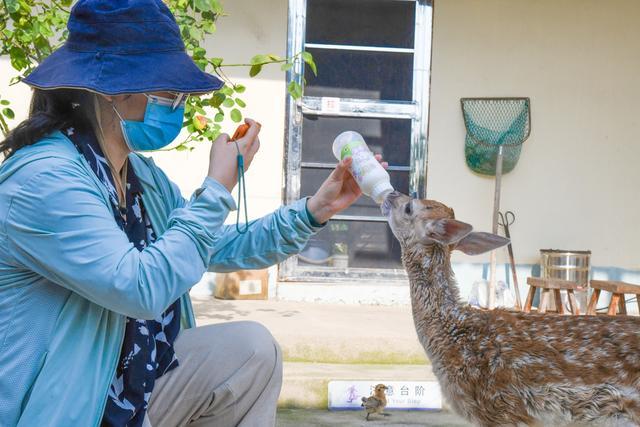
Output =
[
  {"x1": 425, "y1": 219, "x2": 473, "y2": 245},
  {"x1": 454, "y1": 232, "x2": 510, "y2": 255}
]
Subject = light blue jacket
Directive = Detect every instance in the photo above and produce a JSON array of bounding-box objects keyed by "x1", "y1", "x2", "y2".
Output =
[{"x1": 0, "y1": 131, "x2": 320, "y2": 426}]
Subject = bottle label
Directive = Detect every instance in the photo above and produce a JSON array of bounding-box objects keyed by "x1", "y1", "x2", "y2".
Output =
[{"x1": 340, "y1": 140, "x2": 375, "y2": 183}]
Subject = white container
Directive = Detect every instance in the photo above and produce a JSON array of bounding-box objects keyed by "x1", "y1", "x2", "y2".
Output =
[{"x1": 332, "y1": 131, "x2": 394, "y2": 204}]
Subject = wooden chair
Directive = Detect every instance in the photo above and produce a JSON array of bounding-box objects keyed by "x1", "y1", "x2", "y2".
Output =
[
  {"x1": 587, "y1": 280, "x2": 640, "y2": 316},
  {"x1": 524, "y1": 277, "x2": 581, "y2": 315}
]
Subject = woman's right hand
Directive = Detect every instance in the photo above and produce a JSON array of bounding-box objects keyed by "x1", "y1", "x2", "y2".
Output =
[{"x1": 207, "y1": 118, "x2": 261, "y2": 192}]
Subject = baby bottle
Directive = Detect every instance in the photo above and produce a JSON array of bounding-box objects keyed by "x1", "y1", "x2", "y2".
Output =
[{"x1": 332, "y1": 131, "x2": 394, "y2": 204}]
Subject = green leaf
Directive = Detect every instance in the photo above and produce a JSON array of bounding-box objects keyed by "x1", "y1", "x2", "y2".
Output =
[
  {"x1": 8, "y1": 46, "x2": 28, "y2": 70},
  {"x1": 211, "y1": 93, "x2": 226, "y2": 108},
  {"x1": 211, "y1": 0, "x2": 224, "y2": 13},
  {"x1": 175, "y1": 144, "x2": 189, "y2": 151},
  {"x1": 287, "y1": 81, "x2": 303, "y2": 100},
  {"x1": 281, "y1": 62, "x2": 293, "y2": 72},
  {"x1": 234, "y1": 84, "x2": 246, "y2": 94},
  {"x1": 202, "y1": 21, "x2": 217, "y2": 34},
  {"x1": 214, "y1": 112, "x2": 224, "y2": 122},
  {"x1": 6, "y1": 0, "x2": 20, "y2": 13},
  {"x1": 201, "y1": 11, "x2": 218, "y2": 21},
  {"x1": 249, "y1": 64, "x2": 262, "y2": 78},
  {"x1": 193, "y1": 0, "x2": 212, "y2": 12},
  {"x1": 0, "y1": 100, "x2": 9, "y2": 106},
  {"x1": 3, "y1": 108, "x2": 15, "y2": 119},
  {"x1": 230, "y1": 108, "x2": 242, "y2": 123},
  {"x1": 301, "y1": 51, "x2": 314, "y2": 64},
  {"x1": 17, "y1": 0, "x2": 30, "y2": 14},
  {"x1": 192, "y1": 47, "x2": 206, "y2": 59},
  {"x1": 235, "y1": 98, "x2": 246, "y2": 108},
  {"x1": 302, "y1": 51, "x2": 317, "y2": 76},
  {"x1": 222, "y1": 97, "x2": 234, "y2": 108},
  {"x1": 268, "y1": 54, "x2": 283, "y2": 62},
  {"x1": 220, "y1": 85, "x2": 233, "y2": 96},
  {"x1": 189, "y1": 27, "x2": 203, "y2": 41},
  {"x1": 250, "y1": 54, "x2": 269, "y2": 65},
  {"x1": 210, "y1": 57, "x2": 223, "y2": 67},
  {"x1": 307, "y1": 61, "x2": 317, "y2": 76},
  {"x1": 40, "y1": 22, "x2": 54, "y2": 37},
  {"x1": 195, "y1": 59, "x2": 208, "y2": 71}
]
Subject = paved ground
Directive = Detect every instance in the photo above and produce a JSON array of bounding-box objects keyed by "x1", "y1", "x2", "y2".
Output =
[
  {"x1": 276, "y1": 409, "x2": 471, "y2": 427},
  {"x1": 192, "y1": 298, "x2": 427, "y2": 365}
]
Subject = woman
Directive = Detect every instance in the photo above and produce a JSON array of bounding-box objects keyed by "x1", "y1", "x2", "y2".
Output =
[{"x1": 0, "y1": 1, "x2": 386, "y2": 426}]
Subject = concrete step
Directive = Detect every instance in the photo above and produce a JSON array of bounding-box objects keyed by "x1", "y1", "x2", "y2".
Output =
[
  {"x1": 193, "y1": 298, "x2": 428, "y2": 365},
  {"x1": 279, "y1": 362, "x2": 437, "y2": 409}
]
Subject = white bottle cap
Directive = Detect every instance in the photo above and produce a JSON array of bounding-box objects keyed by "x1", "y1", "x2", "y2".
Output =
[{"x1": 370, "y1": 181, "x2": 394, "y2": 204}]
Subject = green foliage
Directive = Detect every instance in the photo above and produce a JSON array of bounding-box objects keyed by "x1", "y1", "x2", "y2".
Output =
[{"x1": 0, "y1": 0, "x2": 318, "y2": 150}]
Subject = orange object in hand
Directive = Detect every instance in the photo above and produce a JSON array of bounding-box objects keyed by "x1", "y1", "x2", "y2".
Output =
[{"x1": 231, "y1": 124, "x2": 250, "y2": 141}]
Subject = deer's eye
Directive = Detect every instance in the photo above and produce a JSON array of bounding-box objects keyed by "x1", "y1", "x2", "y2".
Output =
[{"x1": 404, "y1": 202, "x2": 412, "y2": 215}]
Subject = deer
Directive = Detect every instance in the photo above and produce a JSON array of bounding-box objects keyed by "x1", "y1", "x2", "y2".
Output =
[{"x1": 382, "y1": 191, "x2": 640, "y2": 427}]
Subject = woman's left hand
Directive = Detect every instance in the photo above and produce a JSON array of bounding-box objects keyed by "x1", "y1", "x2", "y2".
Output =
[{"x1": 306, "y1": 154, "x2": 388, "y2": 224}]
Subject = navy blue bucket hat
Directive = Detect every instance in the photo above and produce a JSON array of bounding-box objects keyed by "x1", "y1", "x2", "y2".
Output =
[{"x1": 23, "y1": 0, "x2": 224, "y2": 95}]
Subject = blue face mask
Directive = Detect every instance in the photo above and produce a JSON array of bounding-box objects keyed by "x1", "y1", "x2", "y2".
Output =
[{"x1": 113, "y1": 94, "x2": 186, "y2": 152}]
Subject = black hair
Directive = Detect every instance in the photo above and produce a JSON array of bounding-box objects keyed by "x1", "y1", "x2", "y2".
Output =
[{"x1": 0, "y1": 88, "x2": 98, "y2": 159}]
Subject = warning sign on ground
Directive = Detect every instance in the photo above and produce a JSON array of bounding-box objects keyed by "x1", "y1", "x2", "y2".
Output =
[{"x1": 328, "y1": 380, "x2": 442, "y2": 410}]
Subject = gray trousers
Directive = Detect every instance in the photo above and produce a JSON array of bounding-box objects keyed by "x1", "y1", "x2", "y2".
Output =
[{"x1": 144, "y1": 321, "x2": 283, "y2": 427}]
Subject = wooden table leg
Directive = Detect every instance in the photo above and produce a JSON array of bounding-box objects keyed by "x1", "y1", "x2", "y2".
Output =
[
  {"x1": 554, "y1": 289, "x2": 565, "y2": 314},
  {"x1": 524, "y1": 286, "x2": 536, "y2": 313},
  {"x1": 637, "y1": 295, "x2": 640, "y2": 316},
  {"x1": 608, "y1": 293, "x2": 621, "y2": 316},
  {"x1": 539, "y1": 289, "x2": 551, "y2": 314},
  {"x1": 567, "y1": 290, "x2": 580, "y2": 315},
  {"x1": 587, "y1": 289, "x2": 601, "y2": 315},
  {"x1": 618, "y1": 295, "x2": 627, "y2": 315}
]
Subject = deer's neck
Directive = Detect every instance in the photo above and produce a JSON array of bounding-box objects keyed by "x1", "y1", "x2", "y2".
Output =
[
  {"x1": 402, "y1": 244, "x2": 465, "y2": 362},
  {"x1": 402, "y1": 244, "x2": 461, "y2": 316}
]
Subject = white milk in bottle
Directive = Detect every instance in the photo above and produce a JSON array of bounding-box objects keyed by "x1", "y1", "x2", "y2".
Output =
[{"x1": 332, "y1": 131, "x2": 394, "y2": 204}]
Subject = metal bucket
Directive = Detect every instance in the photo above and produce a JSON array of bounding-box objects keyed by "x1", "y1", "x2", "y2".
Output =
[{"x1": 540, "y1": 249, "x2": 591, "y2": 312}]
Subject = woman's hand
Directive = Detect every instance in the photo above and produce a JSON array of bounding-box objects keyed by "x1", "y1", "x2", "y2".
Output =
[
  {"x1": 207, "y1": 118, "x2": 261, "y2": 192},
  {"x1": 306, "y1": 154, "x2": 388, "y2": 224}
]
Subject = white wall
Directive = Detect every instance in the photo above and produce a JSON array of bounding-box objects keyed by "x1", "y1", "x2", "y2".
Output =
[
  {"x1": 428, "y1": 0, "x2": 640, "y2": 270},
  {"x1": 149, "y1": 0, "x2": 289, "y2": 220},
  {"x1": 2, "y1": 0, "x2": 639, "y2": 302}
]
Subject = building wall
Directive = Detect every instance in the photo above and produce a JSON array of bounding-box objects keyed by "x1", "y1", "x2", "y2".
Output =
[
  {"x1": 151, "y1": 0, "x2": 289, "y2": 220},
  {"x1": 2, "y1": 0, "x2": 639, "y2": 303},
  {"x1": 428, "y1": 0, "x2": 640, "y2": 272}
]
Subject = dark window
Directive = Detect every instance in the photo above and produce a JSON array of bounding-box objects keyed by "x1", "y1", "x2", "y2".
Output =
[
  {"x1": 305, "y1": 49, "x2": 414, "y2": 101},
  {"x1": 306, "y1": 0, "x2": 416, "y2": 49},
  {"x1": 301, "y1": 116, "x2": 412, "y2": 165}
]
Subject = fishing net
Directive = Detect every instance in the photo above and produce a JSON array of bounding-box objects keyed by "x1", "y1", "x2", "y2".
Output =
[{"x1": 461, "y1": 98, "x2": 531, "y2": 176}]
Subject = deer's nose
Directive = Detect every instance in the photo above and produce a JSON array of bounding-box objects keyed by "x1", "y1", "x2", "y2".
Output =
[{"x1": 386, "y1": 191, "x2": 402, "y2": 203}]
